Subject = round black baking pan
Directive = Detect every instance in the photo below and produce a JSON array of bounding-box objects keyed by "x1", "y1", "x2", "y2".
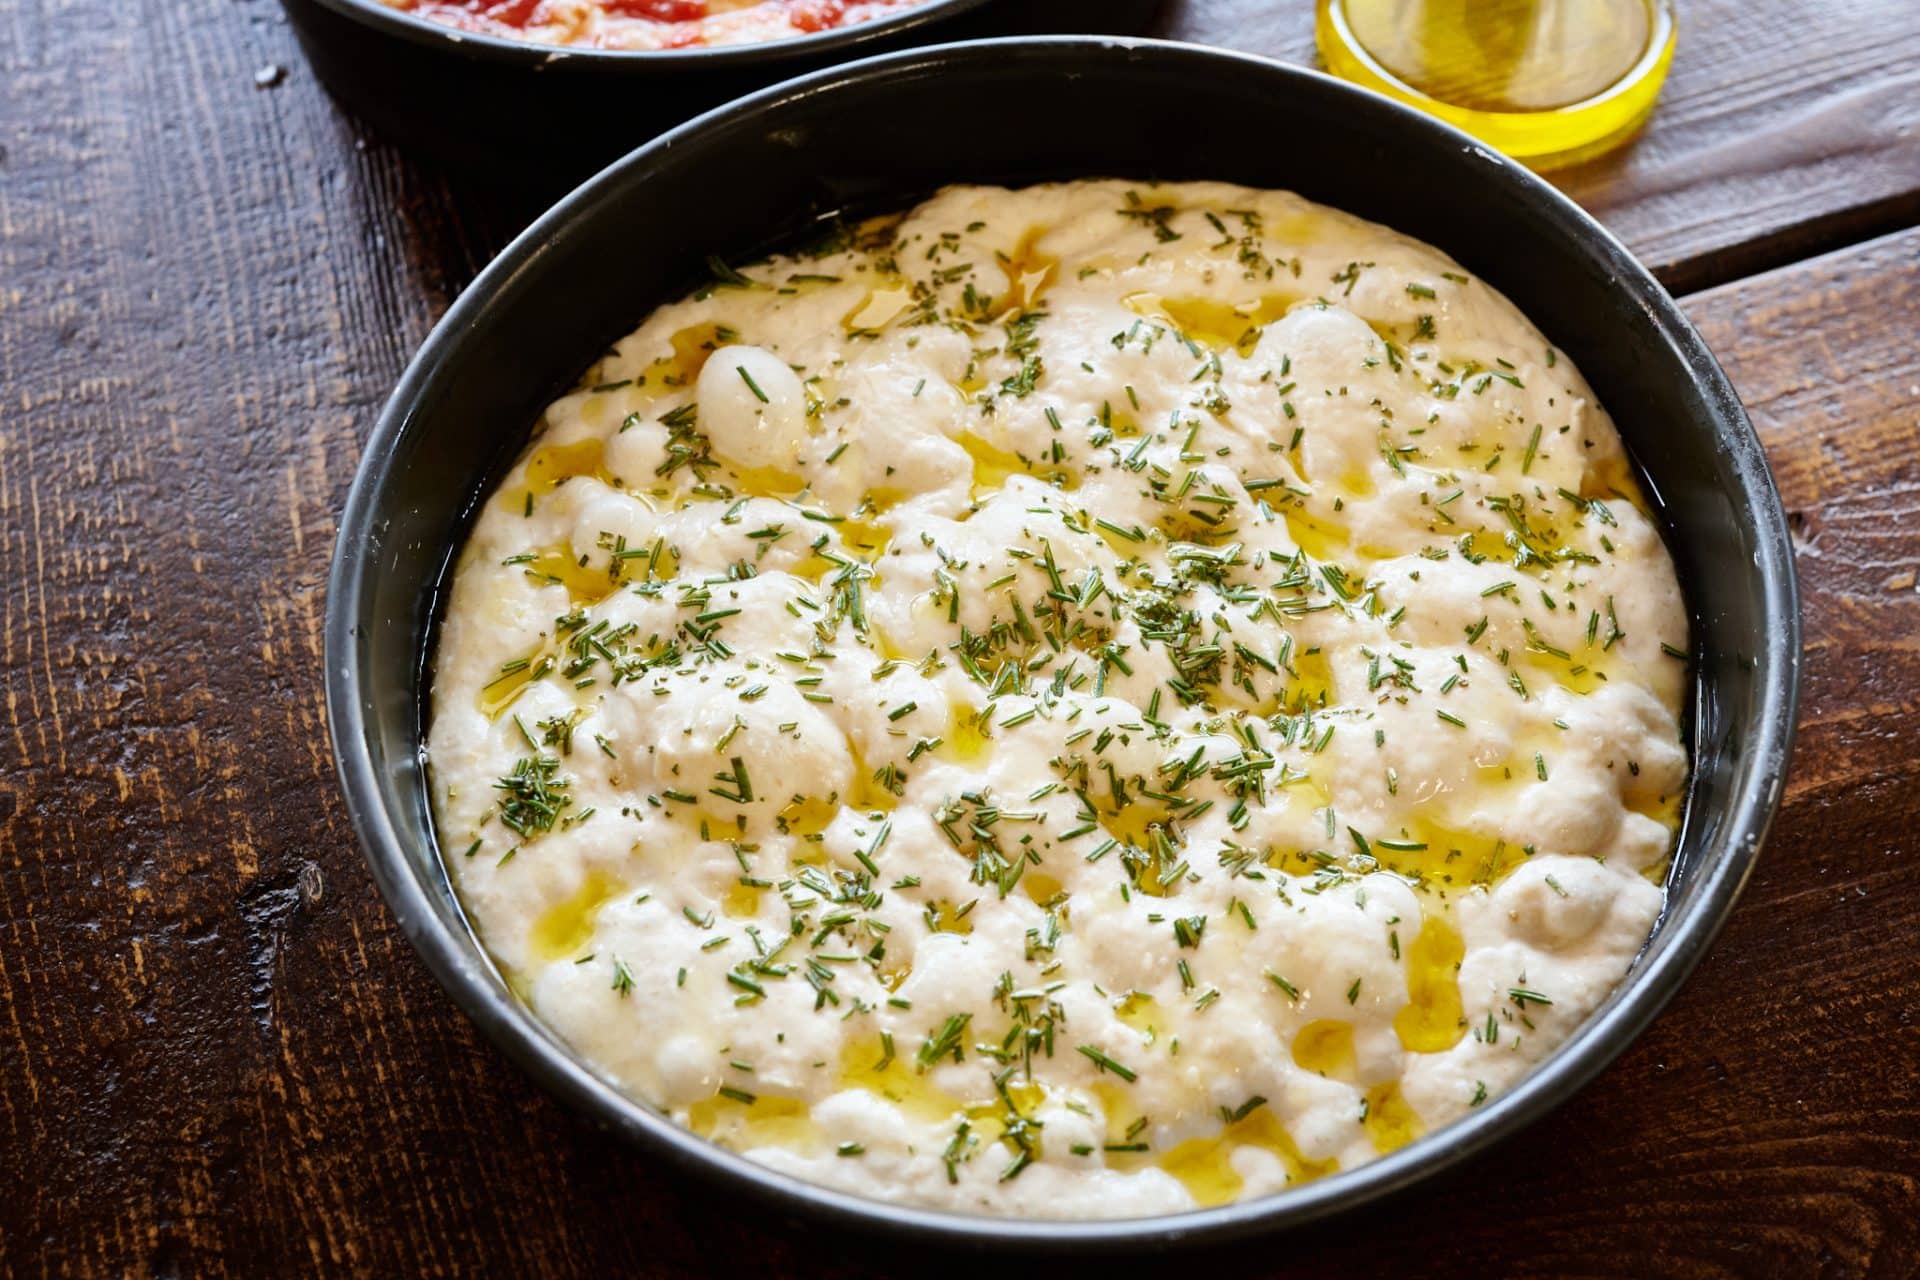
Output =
[
  {"x1": 325, "y1": 36, "x2": 1801, "y2": 1249},
  {"x1": 282, "y1": 0, "x2": 1163, "y2": 183}
]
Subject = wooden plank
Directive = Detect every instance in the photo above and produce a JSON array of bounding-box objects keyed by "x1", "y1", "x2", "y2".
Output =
[
  {"x1": 1153, "y1": 0, "x2": 1920, "y2": 292},
  {"x1": 0, "y1": 0, "x2": 1916, "y2": 1272}
]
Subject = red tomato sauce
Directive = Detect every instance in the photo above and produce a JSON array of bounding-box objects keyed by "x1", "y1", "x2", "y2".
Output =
[{"x1": 393, "y1": 0, "x2": 926, "y2": 48}]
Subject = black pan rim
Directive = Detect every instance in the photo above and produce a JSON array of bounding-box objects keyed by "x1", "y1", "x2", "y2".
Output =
[
  {"x1": 305, "y1": 0, "x2": 995, "y2": 70},
  {"x1": 324, "y1": 34, "x2": 1802, "y2": 1249}
]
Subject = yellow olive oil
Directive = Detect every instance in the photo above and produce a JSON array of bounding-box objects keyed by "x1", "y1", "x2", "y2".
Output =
[{"x1": 1317, "y1": 0, "x2": 1675, "y2": 169}]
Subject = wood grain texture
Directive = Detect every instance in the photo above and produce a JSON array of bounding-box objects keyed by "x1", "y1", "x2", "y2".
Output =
[
  {"x1": 0, "y1": 1, "x2": 1915, "y2": 1275},
  {"x1": 1153, "y1": 0, "x2": 1920, "y2": 292}
]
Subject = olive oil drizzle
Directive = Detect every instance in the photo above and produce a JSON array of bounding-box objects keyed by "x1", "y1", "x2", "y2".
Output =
[{"x1": 451, "y1": 187, "x2": 1687, "y2": 1210}]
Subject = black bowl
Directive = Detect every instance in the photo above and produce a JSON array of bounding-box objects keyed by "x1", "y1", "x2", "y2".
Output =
[
  {"x1": 325, "y1": 37, "x2": 1801, "y2": 1248},
  {"x1": 282, "y1": 0, "x2": 1161, "y2": 183}
]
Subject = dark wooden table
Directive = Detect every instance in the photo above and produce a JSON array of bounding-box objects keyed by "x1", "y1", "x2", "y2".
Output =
[{"x1": 4, "y1": 1, "x2": 1917, "y2": 1274}]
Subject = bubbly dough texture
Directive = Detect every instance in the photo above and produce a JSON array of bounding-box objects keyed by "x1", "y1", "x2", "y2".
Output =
[{"x1": 428, "y1": 182, "x2": 1689, "y2": 1218}]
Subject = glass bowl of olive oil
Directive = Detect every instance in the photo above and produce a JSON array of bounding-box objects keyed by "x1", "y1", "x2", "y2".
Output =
[{"x1": 1316, "y1": 0, "x2": 1676, "y2": 169}]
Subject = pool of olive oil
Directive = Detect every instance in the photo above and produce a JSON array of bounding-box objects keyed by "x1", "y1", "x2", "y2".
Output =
[{"x1": 1316, "y1": 0, "x2": 1675, "y2": 169}]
